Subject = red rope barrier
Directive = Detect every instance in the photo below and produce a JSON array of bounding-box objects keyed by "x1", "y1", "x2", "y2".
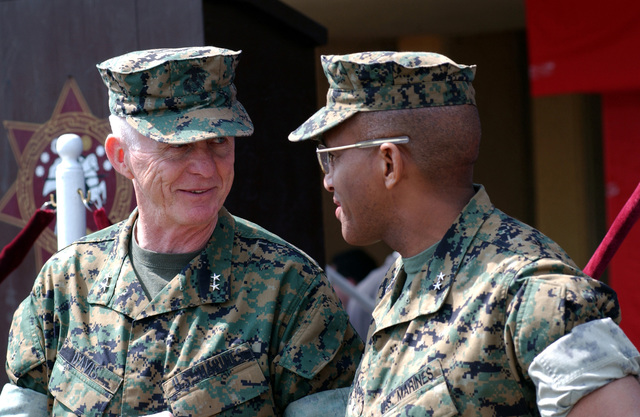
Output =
[
  {"x1": 0, "y1": 208, "x2": 56, "y2": 284},
  {"x1": 584, "y1": 182, "x2": 640, "y2": 280},
  {"x1": 93, "y1": 207, "x2": 112, "y2": 230}
]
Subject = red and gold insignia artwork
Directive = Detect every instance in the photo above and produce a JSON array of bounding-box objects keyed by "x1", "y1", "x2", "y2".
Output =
[{"x1": 1, "y1": 78, "x2": 134, "y2": 268}]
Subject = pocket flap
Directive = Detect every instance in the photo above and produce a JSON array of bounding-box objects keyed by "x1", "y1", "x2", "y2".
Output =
[
  {"x1": 379, "y1": 361, "x2": 458, "y2": 417},
  {"x1": 164, "y1": 343, "x2": 270, "y2": 416},
  {"x1": 49, "y1": 344, "x2": 122, "y2": 416}
]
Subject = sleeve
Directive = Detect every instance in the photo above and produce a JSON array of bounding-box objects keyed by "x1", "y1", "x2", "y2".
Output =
[
  {"x1": 283, "y1": 387, "x2": 351, "y2": 417},
  {"x1": 529, "y1": 317, "x2": 640, "y2": 417},
  {"x1": 5, "y1": 292, "x2": 48, "y2": 394},
  {"x1": 505, "y1": 258, "x2": 621, "y2": 378},
  {"x1": 273, "y1": 268, "x2": 364, "y2": 411},
  {"x1": 0, "y1": 384, "x2": 48, "y2": 417}
]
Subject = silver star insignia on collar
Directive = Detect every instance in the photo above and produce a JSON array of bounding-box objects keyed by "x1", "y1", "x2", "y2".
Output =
[
  {"x1": 433, "y1": 272, "x2": 446, "y2": 291},
  {"x1": 211, "y1": 273, "x2": 221, "y2": 292}
]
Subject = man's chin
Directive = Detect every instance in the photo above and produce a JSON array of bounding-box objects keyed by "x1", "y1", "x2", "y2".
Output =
[
  {"x1": 176, "y1": 206, "x2": 219, "y2": 226},
  {"x1": 341, "y1": 229, "x2": 381, "y2": 247}
]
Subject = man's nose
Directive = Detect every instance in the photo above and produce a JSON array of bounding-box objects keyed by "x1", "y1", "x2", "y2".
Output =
[
  {"x1": 322, "y1": 171, "x2": 334, "y2": 192},
  {"x1": 188, "y1": 143, "x2": 216, "y2": 176}
]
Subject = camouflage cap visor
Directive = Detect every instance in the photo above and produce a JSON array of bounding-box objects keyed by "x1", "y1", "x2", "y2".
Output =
[
  {"x1": 117, "y1": 97, "x2": 254, "y2": 144},
  {"x1": 288, "y1": 106, "x2": 357, "y2": 143}
]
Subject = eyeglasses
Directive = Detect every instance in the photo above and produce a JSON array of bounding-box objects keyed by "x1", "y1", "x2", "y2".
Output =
[{"x1": 315, "y1": 136, "x2": 410, "y2": 175}]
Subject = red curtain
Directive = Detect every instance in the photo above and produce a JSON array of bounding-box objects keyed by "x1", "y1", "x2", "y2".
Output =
[
  {"x1": 526, "y1": 0, "x2": 640, "y2": 346},
  {"x1": 601, "y1": 93, "x2": 640, "y2": 347}
]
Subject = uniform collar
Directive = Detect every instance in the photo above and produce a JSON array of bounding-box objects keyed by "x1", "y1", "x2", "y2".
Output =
[
  {"x1": 371, "y1": 185, "x2": 494, "y2": 333},
  {"x1": 88, "y1": 208, "x2": 234, "y2": 319}
]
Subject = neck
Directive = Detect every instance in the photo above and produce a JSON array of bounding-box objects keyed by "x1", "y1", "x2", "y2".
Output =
[
  {"x1": 386, "y1": 183, "x2": 475, "y2": 258},
  {"x1": 134, "y1": 213, "x2": 216, "y2": 253}
]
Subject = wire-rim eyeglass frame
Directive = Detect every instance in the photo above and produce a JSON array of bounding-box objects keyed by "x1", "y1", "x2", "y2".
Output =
[{"x1": 315, "y1": 136, "x2": 410, "y2": 175}]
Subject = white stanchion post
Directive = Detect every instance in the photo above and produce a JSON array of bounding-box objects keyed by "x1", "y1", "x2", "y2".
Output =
[{"x1": 55, "y1": 134, "x2": 86, "y2": 249}]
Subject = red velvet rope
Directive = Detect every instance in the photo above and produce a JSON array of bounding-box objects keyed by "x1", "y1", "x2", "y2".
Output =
[
  {"x1": 584, "y1": 182, "x2": 640, "y2": 280},
  {"x1": 93, "y1": 207, "x2": 112, "y2": 230},
  {"x1": 0, "y1": 208, "x2": 56, "y2": 284},
  {"x1": 0, "y1": 205, "x2": 112, "y2": 285}
]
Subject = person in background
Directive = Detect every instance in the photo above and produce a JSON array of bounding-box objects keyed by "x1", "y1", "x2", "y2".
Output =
[
  {"x1": 0, "y1": 46, "x2": 363, "y2": 416},
  {"x1": 288, "y1": 51, "x2": 640, "y2": 416},
  {"x1": 346, "y1": 251, "x2": 399, "y2": 340},
  {"x1": 330, "y1": 248, "x2": 377, "y2": 308}
]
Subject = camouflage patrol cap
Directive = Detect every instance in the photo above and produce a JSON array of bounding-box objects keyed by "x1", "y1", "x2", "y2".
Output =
[
  {"x1": 289, "y1": 51, "x2": 476, "y2": 142},
  {"x1": 97, "y1": 46, "x2": 253, "y2": 144}
]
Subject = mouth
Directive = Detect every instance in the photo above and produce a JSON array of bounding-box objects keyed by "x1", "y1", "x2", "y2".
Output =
[
  {"x1": 182, "y1": 187, "x2": 213, "y2": 196},
  {"x1": 333, "y1": 198, "x2": 342, "y2": 219}
]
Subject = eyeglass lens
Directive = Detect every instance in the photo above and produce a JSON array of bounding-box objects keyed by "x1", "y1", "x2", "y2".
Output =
[{"x1": 316, "y1": 149, "x2": 331, "y2": 174}]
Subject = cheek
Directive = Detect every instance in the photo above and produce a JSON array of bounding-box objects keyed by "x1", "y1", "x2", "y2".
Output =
[
  {"x1": 335, "y1": 164, "x2": 362, "y2": 196},
  {"x1": 130, "y1": 156, "x2": 176, "y2": 191},
  {"x1": 217, "y1": 156, "x2": 235, "y2": 184},
  {"x1": 342, "y1": 171, "x2": 379, "y2": 213},
  {"x1": 226, "y1": 168, "x2": 234, "y2": 187},
  {"x1": 133, "y1": 158, "x2": 156, "y2": 181}
]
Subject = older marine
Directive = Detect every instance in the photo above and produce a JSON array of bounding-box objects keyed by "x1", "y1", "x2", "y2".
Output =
[{"x1": 0, "y1": 46, "x2": 363, "y2": 416}]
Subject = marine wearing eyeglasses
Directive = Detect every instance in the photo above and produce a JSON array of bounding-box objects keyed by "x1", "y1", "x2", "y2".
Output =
[{"x1": 286, "y1": 51, "x2": 640, "y2": 417}]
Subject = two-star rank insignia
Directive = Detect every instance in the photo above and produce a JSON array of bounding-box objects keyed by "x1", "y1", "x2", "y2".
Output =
[
  {"x1": 210, "y1": 273, "x2": 221, "y2": 292},
  {"x1": 433, "y1": 272, "x2": 446, "y2": 291}
]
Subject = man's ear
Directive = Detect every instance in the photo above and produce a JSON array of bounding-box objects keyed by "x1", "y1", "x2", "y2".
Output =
[
  {"x1": 379, "y1": 143, "x2": 404, "y2": 189},
  {"x1": 105, "y1": 134, "x2": 134, "y2": 179}
]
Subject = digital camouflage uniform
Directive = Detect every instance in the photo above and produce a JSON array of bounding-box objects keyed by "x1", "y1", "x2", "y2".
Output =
[
  {"x1": 344, "y1": 186, "x2": 619, "y2": 416},
  {"x1": 6, "y1": 208, "x2": 363, "y2": 416}
]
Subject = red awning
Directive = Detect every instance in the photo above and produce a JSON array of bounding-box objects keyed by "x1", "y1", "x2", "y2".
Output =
[{"x1": 526, "y1": 0, "x2": 640, "y2": 96}]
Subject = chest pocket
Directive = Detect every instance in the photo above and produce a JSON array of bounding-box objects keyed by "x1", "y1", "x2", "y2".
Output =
[
  {"x1": 163, "y1": 343, "x2": 271, "y2": 417},
  {"x1": 49, "y1": 341, "x2": 123, "y2": 416},
  {"x1": 379, "y1": 361, "x2": 458, "y2": 417}
]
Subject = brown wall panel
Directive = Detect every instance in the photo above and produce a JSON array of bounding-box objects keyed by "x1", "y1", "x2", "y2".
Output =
[{"x1": 202, "y1": 0, "x2": 328, "y2": 264}]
